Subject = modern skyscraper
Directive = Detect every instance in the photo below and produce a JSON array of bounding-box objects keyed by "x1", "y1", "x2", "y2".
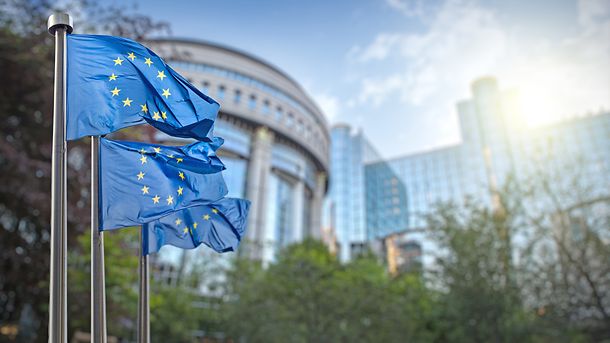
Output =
[
  {"x1": 328, "y1": 125, "x2": 407, "y2": 261},
  {"x1": 331, "y1": 76, "x2": 610, "y2": 264}
]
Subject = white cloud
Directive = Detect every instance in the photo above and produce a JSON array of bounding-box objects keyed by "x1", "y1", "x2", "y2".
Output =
[
  {"x1": 313, "y1": 93, "x2": 341, "y2": 122},
  {"x1": 356, "y1": 33, "x2": 402, "y2": 62},
  {"x1": 385, "y1": 0, "x2": 426, "y2": 17},
  {"x1": 354, "y1": 0, "x2": 508, "y2": 108},
  {"x1": 351, "y1": 0, "x2": 610, "y2": 133},
  {"x1": 357, "y1": 74, "x2": 404, "y2": 106}
]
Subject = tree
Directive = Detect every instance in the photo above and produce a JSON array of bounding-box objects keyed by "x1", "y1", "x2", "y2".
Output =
[
  {"x1": 425, "y1": 190, "x2": 535, "y2": 343},
  {"x1": 516, "y1": 152, "x2": 610, "y2": 341},
  {"x1": 68, "y1": 229, "x2": 139, "y2": 340},
  {"x1": 424, "y1": 164, "x2": 609, "y2": 342},
  {"x1": 221, "y1": 239, "x2": 437, "y2": 342}
]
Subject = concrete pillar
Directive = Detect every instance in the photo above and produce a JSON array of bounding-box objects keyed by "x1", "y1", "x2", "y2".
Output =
[
  {"x1": 309, "y1": 172, "x2": 326, "y2": 239},
  {"x1": 245, "y1": 127, "x2": 274, "y2": 260}
]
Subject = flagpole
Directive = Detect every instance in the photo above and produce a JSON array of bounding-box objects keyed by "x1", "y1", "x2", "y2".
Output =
[
  {"x1": 137, "y1": 227, "x2": 150, "y2": 343},
  {"x1": 47, "y1": 13, "x2": 72, "y2": 343},
  {"x1": 91, "y1": 136, "x2": 107, "y2": 343}
]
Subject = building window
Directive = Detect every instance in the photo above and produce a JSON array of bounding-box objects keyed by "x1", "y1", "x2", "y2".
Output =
[
  {"x1": 221, "y1": 156, "x2": 247, "y2": 198},
  {"x1": 286, "y1": 113, "x2": 295, "y2": 127},
  {"x1": 262, "y1": 100, "x2": 270, "y2": 114},
  {"x1": 267, "y1": 174, "x2": 295, "y2": 250},
  {"x1": 201, "y1": 81, "x2": 209, "y2": 94},
  {"x1": 217, "y1": 85, "x2": 225, "y2": 100},
  {"x1": 249, "y1": 94, "x2": 256, "y2": 110},
  {"x1": 275, "y1": 106, "x2": 283, "y2": 122}
]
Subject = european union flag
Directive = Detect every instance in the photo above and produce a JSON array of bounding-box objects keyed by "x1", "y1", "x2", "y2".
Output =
[
  {"x1": 67, "y1": 34, "x2": 219, "y2": 141},
  {"x1": 99, "y1": 138, "x2": 228, "y2": 230},
  {"x1": 142, "y1": 198, "x2": 250, "y2": 255}
]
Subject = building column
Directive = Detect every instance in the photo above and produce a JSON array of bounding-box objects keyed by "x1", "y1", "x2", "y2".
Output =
[
  {"x1": 245, "y1": 126, "x2": 274, "y2": 260},
  {"x1": 292, "y1": 180, "x2": 305, "y2": 243},
  {"x1": 309, "y1": 172, "x2": 326, "y2": 239}
]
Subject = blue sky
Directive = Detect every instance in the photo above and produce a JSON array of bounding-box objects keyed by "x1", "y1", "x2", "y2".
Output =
[{"x1": 133, "y1": 0, "x2": 609, "y2": 158}]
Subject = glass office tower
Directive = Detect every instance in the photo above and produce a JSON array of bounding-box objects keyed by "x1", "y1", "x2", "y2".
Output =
[
  {"x1": 328, "y1": 125, "x2": 408, "y2": 261},
  {"x1": 328, "y1": 126, "x2": 381, "y2": 261},
  {"x1": 331, "y1": 76, "x2": 610, "y2": 265}
]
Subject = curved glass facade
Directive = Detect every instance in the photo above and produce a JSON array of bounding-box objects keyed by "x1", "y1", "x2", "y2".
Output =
[
  {"x1": 150, "y1": 39, "x2": 329, "y2": 264},
  {"x1": 168, "y1": 60, "x2": 325, "y2": 129}
]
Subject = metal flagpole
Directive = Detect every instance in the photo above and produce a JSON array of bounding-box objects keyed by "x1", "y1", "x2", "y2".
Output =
[
  {"x1": 137, "y1": 227, "x2": 150, "y2": 343},
  {"x1": 91, "y1": 136, "x2": 107, "y2": 343},
  {"x1": 47, "y1": 13, "x2": 72, "y2": 343}
]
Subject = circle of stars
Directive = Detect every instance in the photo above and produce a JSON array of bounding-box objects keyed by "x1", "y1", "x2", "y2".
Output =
[
  {"x1": 134, "y1": 145, "x2": 188, "y2": 208},
  {"x1": 107, "y1": 51, "x2": 172, "y2": 124},
  {"x1": 173, "y1": 206, "x2": 220, "y2": 237}
]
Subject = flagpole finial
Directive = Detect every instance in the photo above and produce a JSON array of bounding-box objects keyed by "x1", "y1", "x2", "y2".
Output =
[{"x1": 47, "y1": 13, "x2": 73, "y2": 35}]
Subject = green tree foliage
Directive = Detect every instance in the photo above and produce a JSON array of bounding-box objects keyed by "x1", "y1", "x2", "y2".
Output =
[
  {"x1": 425, "y1": 172, "x2": 609, "y2": 342},
  {"x1": 68, "y1": 229, "x2": 227, "y2": 343},
  {"x1": 68, "y1": 229, "x2": 139, "y2": 340},
  {"x1": 426, "y1": 195, "x2": 534, "y2": 343},
  {"x1": 221, "y1": 239, "x2": 437, "y2": 343}
]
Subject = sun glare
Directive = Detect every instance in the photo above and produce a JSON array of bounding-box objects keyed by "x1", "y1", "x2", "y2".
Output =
[{"x1": 506, "y1": 61, "x2": 580, "y2": 129}]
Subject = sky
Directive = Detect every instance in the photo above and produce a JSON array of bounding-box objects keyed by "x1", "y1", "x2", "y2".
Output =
[{"x1": 132, "y1": 0, "x2": 610, "y2": 158}]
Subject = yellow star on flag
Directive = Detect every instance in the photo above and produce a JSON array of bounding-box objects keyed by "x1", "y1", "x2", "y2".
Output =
[
  {"x1": 162, "y1": 88, "x2": 171, "y2": 98},
  {"x1": 140, "y1": 104, "x2": 148, "y2": 113},
  {"x1": 141, "y1": 185, "x2": 149, "y2": 194},
  {"x1": 212, "y1": 209, "x2": 218, "y2": 214},
  {"x1": 110, "y1": 87, "x2": 120, "y2": 97},
  {"x1": 140, "y1": 155, "x2": 147, "y2": 164},
  {"x1": 176, "y1": 158, "x2": 183, "y2": 163},
  {"x1": 177, "y1": 186, "x2": 183, "y2": 195},
  {"x1": 175, "y1": 218, "x2": 182, "y2": 225},
  {"x1": 144, "y1": 57, "x2": 153, "y2": 67},
  {"x1": 137, "y1": 171, "x2": 145, "y2": 180},
  {"x1": 193, "y1": 222, "x2": 198, "y2": 229},
  {"x1": 183, "y1": 227, "x2": 188, "y2": 234},
  {"x1": 108, "y1": 73, "x2": 118, "y2": 81},
  {"x1": 139, "y1": 148, "x2": 146, "y2": 154},
  {"x1": 127, "y1": 52, "x2": 136, "y2": 61},
  {"x1": 151, "y1": 112, "x2": 161, "y2": 120},
  {"x1": 122, "y1": 97, "x2": 133, "y2": 107},
  {"x1": 161, "y1": 111, "x2": 167, "y2": 120},
  {"x1": 152, "y1": 195, "x2": 160, "y2": 204},
  {"x1": 166, "y1": 195, "x2": 174, "y2": 205},
  {"x1": 153, "y1": 147, "x2": 161, "y2": 154},
  {"x1": 157, "y1": 70, "x2": 167, "y2": 80},
  {"x1": 203, "y1": 214, "x2": 210, "y2": 221},
  {"x1": 113, "y1": 57, "x2": 124, "y2": 65},
  {"x1": 178, "y1": 171, "x2": 185, "y2": 180}
]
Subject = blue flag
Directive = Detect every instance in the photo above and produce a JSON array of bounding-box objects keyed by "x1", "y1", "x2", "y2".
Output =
[
  {"x1": 99, "y1": 138, "x2": 228, "y2": 230},
  {"x1": 142, "y1": 198, "x2": 250, "y2": 255},
  {"x1": 67, "y1": 34, "x2": 219, "y2": 141}
]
